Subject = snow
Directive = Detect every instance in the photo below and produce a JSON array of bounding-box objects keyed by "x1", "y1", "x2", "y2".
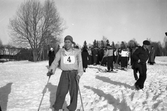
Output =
[{"x1": 0, "y1": 57, "x2": 167, "y2": 111}]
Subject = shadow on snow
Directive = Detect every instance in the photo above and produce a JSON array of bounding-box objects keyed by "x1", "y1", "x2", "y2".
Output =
[
  {"x1": 84, "y1": 85, "x2": 131, "y2": 111},
  {"x1": 41, "y1": 82, "x2": 68, "y2": 111},
  {"x1": 96, "y1": 75, "x2": 135, "y2": 90},
  {"x1": 0, "y1": 82, "x2": 13, "y2": 111}
]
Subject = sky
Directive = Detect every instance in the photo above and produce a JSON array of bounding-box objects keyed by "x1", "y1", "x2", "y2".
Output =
[{"x1": 0, "y1": 0, "x2": 167, "y2": 46}]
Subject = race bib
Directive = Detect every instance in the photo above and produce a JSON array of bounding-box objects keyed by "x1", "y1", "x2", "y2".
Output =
[{"x1": 63, "y1": 56, "x2": 75, "y2": 64}]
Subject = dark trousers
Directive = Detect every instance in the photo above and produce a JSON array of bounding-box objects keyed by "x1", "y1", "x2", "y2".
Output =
[
  {"x1": 121, "y1": 57, "x2": 128, "y2": 68},
  {"x1": 93, "y1": 55, "x2": 98, "y2": 65},
  {"x1": 135, "y1": 63, "x2": 147, "y2": 89},
  {"x1": 101, "y1": 57, "x2": 107, "y2": 66},
  {"x1": 88, "y1": 55, "x2": 92, "y2": 65},
  {"x1": 107, "y1": 56, "x2": 113, "y2": 71},
  {"x1": 53, "y1": 70, "x2": 78, "y2": 111},
  {"x1": 49, "y1": 58, "x2": 54, "y2": 66}
]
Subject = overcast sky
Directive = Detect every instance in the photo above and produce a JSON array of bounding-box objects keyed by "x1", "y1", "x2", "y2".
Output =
[{"x1": 0, "y1": 0, "x2": 167, "y2": 46}]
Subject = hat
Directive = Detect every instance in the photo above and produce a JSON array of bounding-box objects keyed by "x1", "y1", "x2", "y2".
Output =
[
  {"x1": 106, "y1": 44, "x2": 110, "y2": 47},
  {"x1": 143, "y1": 40, "x2": 150, "y2": 45},
  {"x1": 106, "y1": 44, "x2": 112, "y2": 48},
  {"x1": 64, "y1": 35, "x2": 74, "y2": 43}
]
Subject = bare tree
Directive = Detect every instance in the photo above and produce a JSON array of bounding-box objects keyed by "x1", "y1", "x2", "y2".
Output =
[{"x1": 9, "y1": 0, "x2": 64, "y2": 61}]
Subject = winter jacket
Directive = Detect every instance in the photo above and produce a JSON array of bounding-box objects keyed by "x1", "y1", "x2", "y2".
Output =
[
  {"x1": 121, "y1": 50, "x2": 129, "y2": 57},
  {"x1": 49, "y1": 48, "x2": 83, "y2": 76},
  {"x1": 132, "y1": 46, "x2": 149, "y2": 64},
  {"x1": 104, "y1": 47, "x2": 114, "y2": 57}
]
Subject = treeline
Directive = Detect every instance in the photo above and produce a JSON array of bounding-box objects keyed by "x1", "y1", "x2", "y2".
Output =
[
  {"x1": 0, "y1": 44, "x2": 59, "y2": 61},
  {"x1": 0, "y1": 38, "x2": 166, "y2": 62}
]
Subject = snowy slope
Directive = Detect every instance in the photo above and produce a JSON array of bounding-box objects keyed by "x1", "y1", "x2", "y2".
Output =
[{"x1": 0, "y1": 57, "x2": 167, "y2": 111}]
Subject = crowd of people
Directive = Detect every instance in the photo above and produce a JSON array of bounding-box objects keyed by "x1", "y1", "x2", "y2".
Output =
[
  {"x1": 47, "y1": 35, "x2": 156, "y2": 111},
  {"x1": 80, "y1": 43, "x2": 130, "y2": 72}
]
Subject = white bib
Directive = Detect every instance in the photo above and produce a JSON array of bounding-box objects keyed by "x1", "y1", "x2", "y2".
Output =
[{"x1": 63, "y1": 55, "x2": 75, "y2": 64}]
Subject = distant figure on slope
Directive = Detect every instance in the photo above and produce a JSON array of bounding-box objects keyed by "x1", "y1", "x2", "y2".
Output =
[
  {"x1": 87, "y1": 46, "x2": 93, "y2": 65},
  {"x1": 48, "y1": 47, "x2": 55, "y2": 67},
  {"x1": 92, "y1": 46, "x2": 98, "y2": 65},
  {"x1": 47, "y1": 35, "x2": 83, "y2": 111},
  {"x1": 148, "y1": 46, "x2": 156, "y2": 65},
  {"x1": 81, "y1": 45, "x2": 89, "y2": 72},
  {"x1": 132, "y1": 40, "x2": 150, "y2": 90}
]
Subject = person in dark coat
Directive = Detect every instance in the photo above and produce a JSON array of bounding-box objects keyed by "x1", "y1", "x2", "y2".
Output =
[
  {"x1": 101, "y1": 48, "x2": 107, "y2": 66},
  {"x1": 87, "y1": 46, "x2": 92, "y2": 65},
  {"x1": 92, "y1": 46, "x2": 98, "y2": 65},
  {"x1": 48, "y1": 47, "x2": 55, "y2": 67},
  {"x1": 98, "y1": 47, "x2": 104, "y2": 64},
  {"x1": 81, "y1": 46, "x2": 89, "y2": 72},
  {"x1": 132, "y1": 40, "x2": 150, "y2": 90},
  {"x1": 148, "y1": 46, "x2": 155, "y2": 65},
  {"x1": 131, "y1": 46, "x2": 139, "y2": 80}
]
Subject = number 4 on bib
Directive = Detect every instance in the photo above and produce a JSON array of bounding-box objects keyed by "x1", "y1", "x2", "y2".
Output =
[
  {"x1": 63, "y1": 56, "x2": 75, "y2": 64},
  {"x1": 67, "y1": 57, "x2": 71, "y2": 62}
]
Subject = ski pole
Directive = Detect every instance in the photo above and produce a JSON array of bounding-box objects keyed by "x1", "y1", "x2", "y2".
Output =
[
  {"x1": 76, "y1": 79, "x2": 84, "y2": 111},
  {"x1": 37, "y1": 74, "x2": 51, "y2": 111}
]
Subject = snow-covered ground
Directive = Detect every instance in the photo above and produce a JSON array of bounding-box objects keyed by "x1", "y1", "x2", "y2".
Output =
[{"x1": 0, "y1": 57, "x2": 167, "y2": 111}]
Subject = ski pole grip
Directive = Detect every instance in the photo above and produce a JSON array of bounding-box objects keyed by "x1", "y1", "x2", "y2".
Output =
[{"x1": 47, "y1": 69, "x2": 53, "y2": 76}]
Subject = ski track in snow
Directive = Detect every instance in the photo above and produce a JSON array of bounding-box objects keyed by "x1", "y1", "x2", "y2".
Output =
[{"x1": 0, "y1": 57, "x2": 167, "y2": 111}]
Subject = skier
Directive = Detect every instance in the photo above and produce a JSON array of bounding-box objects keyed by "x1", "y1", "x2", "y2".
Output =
[
  {"x1": 103, "y1": 44, "x2": 114, "y2": 72},
  {"x1": 120, "y1": 48, "x2": 129, "y2": 70},
  {"x1": 132, "y1": 40, "x2": 150, "y2": 90},
  {"x1": 48, "y1": 47, "x2": 55, "y2": 67},
  {"x1": 47, "y1": 35, "x2": 83, "y2": 111}
]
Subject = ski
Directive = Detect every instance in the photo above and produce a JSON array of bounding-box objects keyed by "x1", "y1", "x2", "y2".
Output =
[{"x1": 96, "y1": 69, "x2": 117, "y2": 73}]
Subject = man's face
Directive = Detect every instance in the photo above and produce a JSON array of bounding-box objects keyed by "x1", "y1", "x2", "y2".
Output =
[
  {"x1": 64, "y1": 40, "x2": 72, "y2": 50},
  {"x1": 144, "y1": 45, "x2": 150, "y2": 50},
  {"x1": 50, "y1": 48, "x2": 53, "y2": 51}
]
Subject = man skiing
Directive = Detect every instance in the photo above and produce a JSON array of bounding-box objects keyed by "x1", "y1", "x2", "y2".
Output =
[
  {"x1": 47, "y1": 35, "x2": 83, "y2": 111},
  {"x1": 132, "y1": 40, "x2": 150, "y2": 90}
]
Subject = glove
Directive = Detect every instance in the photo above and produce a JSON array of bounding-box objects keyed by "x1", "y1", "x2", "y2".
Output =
[
  {"x1": 76, "y1": 74, "x2": 81, "y2": 82},
  {"x1": 47, "y1": 70, "x2": 53, "y2": 77}
]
